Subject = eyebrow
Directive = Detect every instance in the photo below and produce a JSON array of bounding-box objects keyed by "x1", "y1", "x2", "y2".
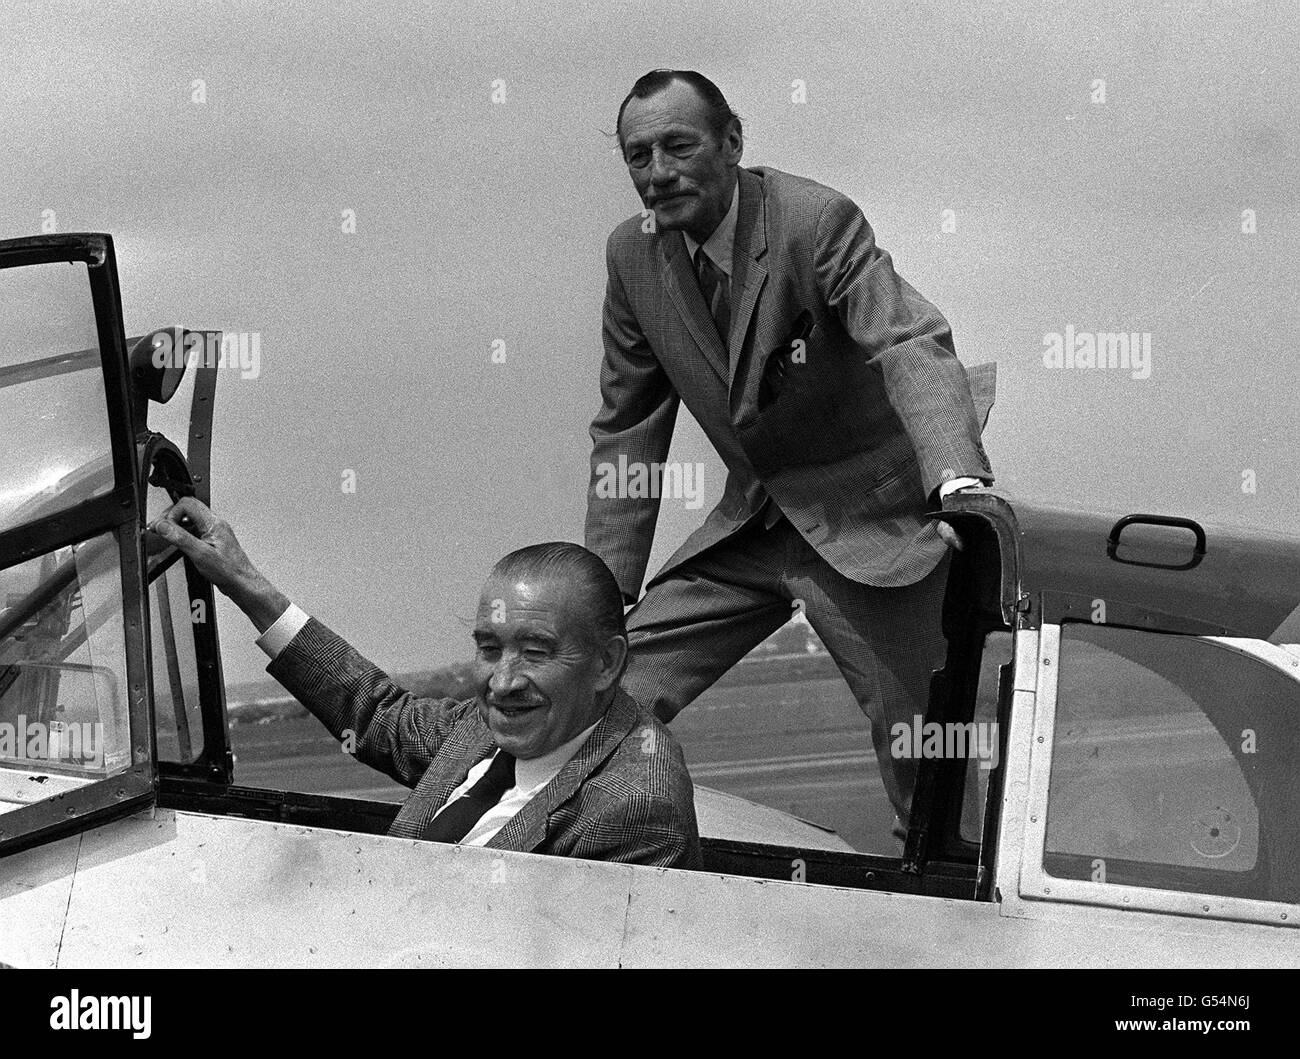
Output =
[
  {"x1": 471, "y1": 628, "x2": 560, "y2": 648},
  {"x1": 624, "y1": 127, "x2": 699, "y2": 151}
]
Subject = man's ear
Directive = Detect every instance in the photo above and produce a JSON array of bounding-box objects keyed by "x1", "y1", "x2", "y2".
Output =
[
  {"x1": 594, "y1": 634, "x2": 629, "y2": 692},
  {"x1": 725, "y1": 120, "x2": 744, "y2": 165}
]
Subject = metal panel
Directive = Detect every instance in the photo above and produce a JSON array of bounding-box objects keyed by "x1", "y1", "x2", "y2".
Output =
[
  {"x1": 1016, "y1": 502, "x2": 1300, "y2": 639},
  {"x1": 56, "y1": 811, "x2": 629, "y2": 967},
  {"x1": 0, "y1": 829, "x2": 81, "y2": 968},
  {"x1": 992, "y1": 628, "x2": 1041, "y2": 910},
  {"x1": 6, "y1": 808, "x2": 1295, "y2": 968}
]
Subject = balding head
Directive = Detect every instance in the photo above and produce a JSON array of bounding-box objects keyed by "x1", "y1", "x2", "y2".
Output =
[{"x1": 491, "y1": 542, "x2": 626, "y2": 651}]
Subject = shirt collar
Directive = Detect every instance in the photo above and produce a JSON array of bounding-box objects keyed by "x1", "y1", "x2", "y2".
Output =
[
  {"x1": 510, "y1": 719, "x2": 601, "y2": 793},
  {"x1": 683, "y1": 178, "x2": 740, "y2": 279}
]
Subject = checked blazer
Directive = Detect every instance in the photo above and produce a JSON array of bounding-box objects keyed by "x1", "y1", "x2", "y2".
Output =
[
  {"x1": 266, "y1": 618, "x2": 702, "y2": 870},
  {"x1": 586, "y1": 165, "x2": 994, "y2": 598}
]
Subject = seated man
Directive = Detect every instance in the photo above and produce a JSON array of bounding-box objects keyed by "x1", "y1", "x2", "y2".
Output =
[{"x1": 151, "y1": 498, "x2": 701, "y2": 870}]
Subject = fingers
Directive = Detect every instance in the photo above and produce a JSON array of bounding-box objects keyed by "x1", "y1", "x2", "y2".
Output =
[
  {"x1": 149, "y1": 513, "x2": 209, "y2": 559},
  {"x1": 160, "y1": 496, "x2": 218, "y2": 536},
  {"x1": 147, "y1": 497, "x2": 222, "y2": 561},
  {"x1": 936, "y1": 520, "x2": 964, "y2": 552}
]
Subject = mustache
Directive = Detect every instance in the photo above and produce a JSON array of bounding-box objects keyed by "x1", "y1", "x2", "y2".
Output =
[{"x1": 480, "y1": 690, "x2": 549, "y2": 710}]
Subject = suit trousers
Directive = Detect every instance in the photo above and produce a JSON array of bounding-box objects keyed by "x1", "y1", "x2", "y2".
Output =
[{"x1": 622, "y1": 514, "x2": 951, "y2": 827}]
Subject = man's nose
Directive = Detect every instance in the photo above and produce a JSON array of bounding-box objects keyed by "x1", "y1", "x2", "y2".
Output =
[
  {"x1": 648, "y1": 148, "x2": 675, "y2": 185},
  {"x1": 487, "y1": 658, "x2": 527, "y2": 698}
]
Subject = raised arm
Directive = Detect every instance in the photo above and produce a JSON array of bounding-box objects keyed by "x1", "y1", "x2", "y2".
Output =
[{"x1": 150, "y1": 498, "x2": 463, "y2": 787}]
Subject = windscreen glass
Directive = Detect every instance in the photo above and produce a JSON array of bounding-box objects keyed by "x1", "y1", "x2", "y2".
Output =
[
  {"x1": 0, "y1": 532, "x2": 133, "y2": 812},
  {"x1": 0, "y1": 261, "x2": 113, "y2": 536}
]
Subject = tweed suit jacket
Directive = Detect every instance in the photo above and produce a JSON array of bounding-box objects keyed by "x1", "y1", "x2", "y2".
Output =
[
  {"x1": 266, "y1": 618, "x2": 702, "y2": 870},
  {"x1": 586, "y1": 165, "x2": 995, "y2": 598}
]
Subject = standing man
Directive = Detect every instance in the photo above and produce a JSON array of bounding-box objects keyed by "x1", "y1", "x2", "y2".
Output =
[{"x1": 585, "y1": 70, "x2": 995, "y2": 837}]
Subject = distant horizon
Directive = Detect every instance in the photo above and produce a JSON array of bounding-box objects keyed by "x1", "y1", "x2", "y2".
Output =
[{"x1": 226, "y1": 614, "x2": 826, "y2": 704}]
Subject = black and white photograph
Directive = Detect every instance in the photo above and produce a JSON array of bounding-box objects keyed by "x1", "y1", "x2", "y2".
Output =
[{"x1": 0, "y1": 0, "x2": 1295, "y2": 1014}]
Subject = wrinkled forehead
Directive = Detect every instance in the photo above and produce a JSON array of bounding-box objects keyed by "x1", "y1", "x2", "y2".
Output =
[
  {"x1": 620, "y1": 82, "x2": 713, "y2": 146},
  {"x1": 475, "y1": 573, "x2": 576, "y2": 634}
]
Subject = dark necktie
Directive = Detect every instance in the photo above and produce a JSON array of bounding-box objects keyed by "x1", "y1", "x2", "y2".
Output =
[
  {"x1": 695, "y1": 248, "x2": 781, "y2": 528},
  {"x1": 421, "y1": 749, "x2": 516, "y2": 843},
  {"x1": 695, "y1": 248, "x2": 730, "y2": 343}
]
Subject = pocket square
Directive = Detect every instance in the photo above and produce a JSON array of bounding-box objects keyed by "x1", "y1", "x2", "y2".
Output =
[{"x1": 759, "y1": 310, "x2": 814, "y2": 409}]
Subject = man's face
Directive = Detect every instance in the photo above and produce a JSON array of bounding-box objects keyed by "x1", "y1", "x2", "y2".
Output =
[
  {"x1": 619, "y1": 79, "x2": 742, "y2": 244},
  {"x1": 471, "y1": 572, "x2": 617, "y2": 760}
]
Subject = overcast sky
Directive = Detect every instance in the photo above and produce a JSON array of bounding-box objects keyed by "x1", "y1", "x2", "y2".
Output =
[{"x1": 3, "y1": 0, "x2": 1296, "y2": 685}]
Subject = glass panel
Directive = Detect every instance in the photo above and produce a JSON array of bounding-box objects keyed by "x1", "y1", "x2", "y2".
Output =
[
  {"x1": 959, "y1": 630, "x2": 1012, "y2": 844},
  {"x1": 144, "y1": 462, "x2": 205, "y2": 765},
  {"x1": 150, "y1": 557, "x2": 204, "y2": 765},
  {"x1": 1044, "y1": 623, "x2": 1300, "y2": 904},
  {"x1": 0, "y1": 532, "x2": 132, "y2": 812},
  {"x1": 0, "y1": 261, "x2": 113, "y2": 535}
]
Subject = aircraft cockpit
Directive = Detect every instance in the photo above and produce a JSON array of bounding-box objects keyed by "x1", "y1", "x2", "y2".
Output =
[{"x1": 2, "y1": 234, "x2": 1298, "y2": 966}]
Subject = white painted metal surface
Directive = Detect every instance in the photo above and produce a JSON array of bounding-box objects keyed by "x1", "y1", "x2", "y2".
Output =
[
  {"x1": 992, "y1": 627, "x2": 1040, "y2": 912},
  {"x1": 2, "y1": 807, "x2": 1296, "y2": 968}
]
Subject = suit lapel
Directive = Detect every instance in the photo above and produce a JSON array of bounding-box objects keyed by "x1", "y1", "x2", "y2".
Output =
[
  {"x1": 660, "y1": 232, "x2": 729, "y2": 384},
  {"x1": 727, "y1": 167, "x2": 769, "y2": 390},
  {"x1": 486, "y1": 690, "x2": 639, "y2": 854},
  {"x1": 421, "y1": 721, "x2": 495, "y2": 822}
]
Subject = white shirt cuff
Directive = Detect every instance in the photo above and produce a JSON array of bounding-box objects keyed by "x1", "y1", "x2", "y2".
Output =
[
  {"x1": 938, "y1": 476, "x2": 985, "y2": 500},
  {"x1": 255, "y1": 603, "x2": 311, "y2": 661}
]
